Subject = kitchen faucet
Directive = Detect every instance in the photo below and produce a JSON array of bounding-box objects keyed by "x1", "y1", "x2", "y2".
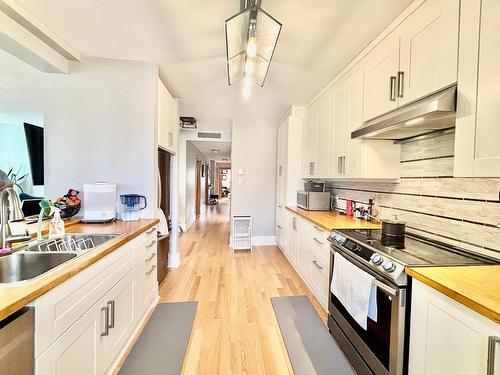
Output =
[{"x1": 0, "y1": 188, "x2": 31, "y2": 249}]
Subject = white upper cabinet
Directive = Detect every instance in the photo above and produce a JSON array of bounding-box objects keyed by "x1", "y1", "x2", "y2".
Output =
[
  {"x1": 332, "y1": 80, "x2": 347, "y2": 177},
  {"x1": 399, "y1": 0, "x2": 459, "y2": 105},
  {"x1": 302, "y1": 90, "x2": 333, "y2": 178},
  {"x1": 455, "y1": 0, "x2": 500, "y2": 177},
  {"x1": 157, "y1": 78, "x2": 178, "y2": 154},
  {"x1": 315, "y1": 90, "x2": 333, "y2": 177},
  {"x1": 302, "y1": 102, "x2": 319, "y2": 178},
  {"x1": 363, "y1": 0, "x2": 459, "y2": 121},
  {"x1": 363, "y1": 31, "x2": 400, "y2": 121}
]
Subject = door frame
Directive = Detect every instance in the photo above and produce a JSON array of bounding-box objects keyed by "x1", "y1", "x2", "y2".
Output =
[{"x1": 195, "y1": 158, "x2": 201, "y2": 217}]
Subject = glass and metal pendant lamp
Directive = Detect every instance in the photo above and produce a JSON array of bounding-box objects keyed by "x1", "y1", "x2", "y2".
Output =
[{"x1": 225, "y1": 0, "x2": 282, "y2": 96}]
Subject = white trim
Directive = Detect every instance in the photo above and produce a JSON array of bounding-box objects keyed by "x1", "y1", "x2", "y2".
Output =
[
  {"x1": 168, "y1": 249, "x2": 180, "y2": 268},
  {"x1": 252, "y1": 235, "x2": 277, "y2": 246},
  {"x1": 184, "y1": 215, "x2": 196, "y2": 232}
]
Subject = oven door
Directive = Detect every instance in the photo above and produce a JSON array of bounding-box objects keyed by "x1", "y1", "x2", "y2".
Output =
[{"x1": 328, "y1": 246, "x2": 407, "y2": 375}]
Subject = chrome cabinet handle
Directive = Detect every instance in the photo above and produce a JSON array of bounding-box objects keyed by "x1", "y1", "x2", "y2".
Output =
[
  {"x1": 145, "y1": 227, "x2": 156, "y2": 235},
  {"x1": 488, "y1": 336, "x2": 500, "y2": 375},
  {"x1": 145, "y1": 265, "x2": 157, "y2": 276},
  {"x1": 146, "y1": 240, "x2": 157, "y2": 248},
  {"x1": 309, "y1": 161, "x2": 315, "y2": 176},
  {"x1": 312, "y1": 260, "x2": 323, "y2": 270},
  {"x1": 101, "y1": 306, "x2": 109, "y2": 336},
  {"x1": 338, "y1": 157, "x2": 342, "y2": 174},
  {"x1": 313, "y1": 237, "x2": 324, "y2": 246},
  {"x1": 277, "y1": 225, "x2": 283, "y2": 229},
  {"x1": 107, "y1": 300, "x2": 115, "y2": 329},
  {"x1": 313, "y1": 225, "x2": 324, "y2": 232},
  {"x1": 389, "y1": 76, "x2": 397, "y2": 101},
  {"x1": 146, "y1": 252, "x2": 156, "y2": 262},
  {"x1": 397, "y1": 71, "x2": 404, "y2": 98},
  {"x1": 292, "y1": 217, "x2": 298, "y2": 231}
]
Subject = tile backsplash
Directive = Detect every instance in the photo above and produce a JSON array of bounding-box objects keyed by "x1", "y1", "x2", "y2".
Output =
[{"x1": 326, "y1": 130, "x2": 500, "y2": 260}]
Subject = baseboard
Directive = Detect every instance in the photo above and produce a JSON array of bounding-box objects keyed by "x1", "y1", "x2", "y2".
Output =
[
  {"x1": 252, "y1": 235, "x2": 277, "y2": 246},
  {"x1": 184, "y1": 215, "x2": 196, "y2": 231},
  {"x1": 110, "y1": 295, "x2": 160, "y2": 375}
]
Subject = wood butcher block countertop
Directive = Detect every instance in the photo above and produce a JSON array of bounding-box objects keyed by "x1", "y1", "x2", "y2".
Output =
[
  {"x1": 286, "y1": 206, "x2": 381, "y2": 231},
  {"x1": 0, "y1": 219, "x2": 159, "y2": 321},
  {"x1": 407, "y1": 266, "x2": 500, "y2": 324}
]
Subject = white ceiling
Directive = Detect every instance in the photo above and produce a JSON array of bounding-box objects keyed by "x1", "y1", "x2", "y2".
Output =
[
  {"x1": 14, "y1": 0, "x2": 413, "y2": 131},
  {"x1": 190, "y1": 140, "x2": 232, "y2": 162}
]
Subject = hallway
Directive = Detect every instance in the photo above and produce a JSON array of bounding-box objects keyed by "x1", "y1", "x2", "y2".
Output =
[{"x1": 159, "y1": 200, "x2": 327, "y2": 374}]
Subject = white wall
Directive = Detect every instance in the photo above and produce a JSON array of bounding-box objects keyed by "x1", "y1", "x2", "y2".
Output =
[
  {"x1": 44, "y1": 57, "x2": 158, "y2": 218},
  {"x1": 231, "y1": 119, "x2": 277, "y2": 241}
]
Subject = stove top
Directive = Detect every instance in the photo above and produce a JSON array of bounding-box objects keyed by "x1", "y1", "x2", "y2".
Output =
[{"x1": 329, "y1": 228, "x2": 496, "y2": 286}]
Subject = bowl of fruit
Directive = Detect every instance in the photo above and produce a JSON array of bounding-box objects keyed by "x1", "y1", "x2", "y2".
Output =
[{"x1": 54, "y1": 189, "x2": 81, "y2": 219}]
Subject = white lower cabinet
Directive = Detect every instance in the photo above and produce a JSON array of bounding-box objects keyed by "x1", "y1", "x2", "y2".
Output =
[
  {"x1": 409, "y1": 279, "x2": 500, "y2": 375},
  {"x1": 34, "y1": 228, "x2": 159, "y2": 375},
  {"x1": 282, "y1": 211, "x2": 330, "y2": 310}
]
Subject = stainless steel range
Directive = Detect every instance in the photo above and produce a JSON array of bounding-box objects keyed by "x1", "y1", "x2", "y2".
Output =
[{"x1": 327, "y1": 229, "x2": 496, "y2": 375}]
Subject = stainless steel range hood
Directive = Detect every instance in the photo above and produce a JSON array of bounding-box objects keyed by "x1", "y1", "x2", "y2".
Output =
[{"x1": 351, "y1": 85, "x2": 457, "y2": 140}]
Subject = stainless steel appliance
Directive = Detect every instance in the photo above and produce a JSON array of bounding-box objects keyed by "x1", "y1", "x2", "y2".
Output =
[
  {"x1": 296, "y1": 191, "x2": 330, "y2": 211},
  {"x1": 351, "y1": 85, "x2": 456, "y2": 140},
  {"x1": 0, "y1": 307, "x2": 34, "y2": 374},
  {"x1": 328, "y1": 229, "x2": 497, "y2": 375}
]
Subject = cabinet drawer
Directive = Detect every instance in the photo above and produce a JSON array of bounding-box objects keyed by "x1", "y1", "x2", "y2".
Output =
[
  {"x1": 310, "y1": 226, "x2": 330, "y2": 261},
  {"x1": 143, "y1": 225, "x2": 157, "y2": 243},
  {"x1": 308, "y1": 251, "x2": 329, "y2": 309}
]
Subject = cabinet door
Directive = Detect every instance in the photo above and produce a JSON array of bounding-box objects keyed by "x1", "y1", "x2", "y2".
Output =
[
  {"x1": 36, "y1": 304, "x2": 102, "y2": 375},
  {"x1": 285, "y1": 214, "x2": 298, "y2": 264},
  {"x1": 472, "y1": 0, "x2": 500, "y2": 176},
  {"x1": 345, "y1": 65, "x2": 365, "y2": 178},
  {"x1": 409, "y1": 280, "x2": 500, "y2": 375},
  {"x1": 332, "y1": 81, "x2": 347, "y2": 177},
  {"x1": 314, "y1": 89, "x2": 333, "y2": 177},
  {"x1": 157, "y1": 80, "x2": 167, "y2": 149},
  {"x1": 399, "y1": 0, "x2": 459, "y2": 105},
  {"x1": 363, "y1": 32, "x2": 400, "y2": 121},
  {"x1": 276, "y1": 122, "x2": 288, "y2": 208},
  {"x1": 276, "y1": 207, "x2": 285, "y2": 250},
  {"x1": 302, "y1": 107, "x2": 318, "y2": 177},
  {"x1": 101, "y1": 269, "x2": 137, "y2": 374},
  {"x1": 296, "y1": 220, "x2": 310, "y2": 280}
]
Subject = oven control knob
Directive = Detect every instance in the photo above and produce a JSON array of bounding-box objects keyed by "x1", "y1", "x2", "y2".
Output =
[
  {"x1": 370, "y1": 253, "x2": 383, "y2": 265},
  {"x1": 382, "y1": 261, "x2": 396, "y2": 272},
  {"x1": 353, "y1": 244, "x2": 361, "y2": 252}
]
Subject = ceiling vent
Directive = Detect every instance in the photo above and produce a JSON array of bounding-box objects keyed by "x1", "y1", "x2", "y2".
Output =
[
  {"x1": 180, "y1": 117, "x2": 197, "y2": 129},
  {"x1": 197, "y1": 132, "x2": 222, "y2": 139}
]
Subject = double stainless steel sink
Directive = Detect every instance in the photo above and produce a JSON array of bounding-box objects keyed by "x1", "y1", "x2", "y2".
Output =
[{"x1": 0, "y1": 233, "x2": 122, "y2": 284}]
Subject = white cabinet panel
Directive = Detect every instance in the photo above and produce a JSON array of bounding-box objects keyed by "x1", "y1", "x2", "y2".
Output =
[
  {"x1": 36, "y1": 303, "x2": 101, "y2": 375},
  {"x1": 315, "y1": 90, "x2": 333, "y2": 177},
  {"x1": 285, "y1": 213, "x2": 298, "y2": 264},
  {"x1": 302, "y1": 106, "x2": 318, "y2": 177},
  {"x1": 296, "y1": 219, "x2": 310, "y2": 279},
  {"x1": 472, "y1": 0, "x2": 500, "y2": 176},
  {"x1": 157, "y1": 80, "x2": 168, "y2": 149},
  {"x1": 332, "y1": 82, "x2": 347, "y2": 177},
  {"x1": 399, "y1": 0, "x2": 459, "y2": 105},
  {"x1": 409, "y1": 280, "x2": 500, "y2": 375},
  {"x1": 363, "y1": 32, "x2": 400, "y2": 121}
]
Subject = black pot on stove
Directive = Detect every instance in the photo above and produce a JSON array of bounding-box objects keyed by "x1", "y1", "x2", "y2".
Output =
[{"x1": 381, "y1": 218, "x2": 406, "y2": 248}]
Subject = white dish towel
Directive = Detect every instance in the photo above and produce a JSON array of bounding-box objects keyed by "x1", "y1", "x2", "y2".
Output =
[
  {"x1": 157, "y1": 208, "x2": 169, "y2": 236},
  {"x1": 330, "y1": 252, "x2": 378, "y2": 330}
]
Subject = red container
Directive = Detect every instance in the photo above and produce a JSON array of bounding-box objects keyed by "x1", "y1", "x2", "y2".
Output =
[{"x1": 345, "y1": 200, "x2": 353, "y2": 216}]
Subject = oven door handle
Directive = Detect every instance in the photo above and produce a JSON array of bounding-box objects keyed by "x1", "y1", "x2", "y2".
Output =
[{"x1": 372, "y1": 278, "x2": 398, "y2": 297}]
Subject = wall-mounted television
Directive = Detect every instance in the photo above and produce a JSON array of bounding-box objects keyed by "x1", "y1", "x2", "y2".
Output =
[{"x1": 23, "y1": 123, "x2": 44, "y2": 185}]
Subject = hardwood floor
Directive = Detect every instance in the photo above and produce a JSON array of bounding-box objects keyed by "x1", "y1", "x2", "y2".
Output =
[{"x1": 159, "y1": 199, "x2": 328, "y2": 374}]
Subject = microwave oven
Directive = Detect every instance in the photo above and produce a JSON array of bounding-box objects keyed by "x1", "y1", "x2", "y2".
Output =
[{"x1": 297, "y1": 191, "x2": 331, "y2": 211}]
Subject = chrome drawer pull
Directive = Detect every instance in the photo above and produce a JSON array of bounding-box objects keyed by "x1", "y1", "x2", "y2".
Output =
[
  {"x1": 312, "y1": 260, "x2": 323, "y2": 270},
  {"x1": 146, "y1": 240, "x2": 157, "y2": 248},
  {"x1": 101, "y1": 306, "x2": 109, "y2": 336},
  {"x1": 145, "y1": 227, "x2": 156, "y2": 234},
  {"x1": 313, "y1": 225, "x2": 323, "y2": 232},
  {"x1": 277, "y1": 225, "x2": 283, "y2": 229},
  {"x1": 488, "y1": 336, "x2": 500, "y2": 375},
  {"x1": 397, "y1": 71, "x2": 404, "y2": 98},
  {"x1": 146, "y1": 253, "x2": 156, "y2": 262},
  {"x1": 313, "y1": 237, "x2": 324, "y2": 246},
  {"x1": 107, "y1": 300, "x2": 115, "y2": 329},
  {"x1": 145, "y1": 265, "x2": 157, "y2": 276}
]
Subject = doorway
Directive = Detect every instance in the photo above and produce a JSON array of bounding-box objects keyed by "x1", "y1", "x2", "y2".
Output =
[{"x1": 195, "y1": 158, "x2": 202, "y2": 217}]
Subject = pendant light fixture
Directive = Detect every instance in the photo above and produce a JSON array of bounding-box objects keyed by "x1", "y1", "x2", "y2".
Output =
[{"x1": 225, "y1": 0, "x2": 282, "y2": 93}]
